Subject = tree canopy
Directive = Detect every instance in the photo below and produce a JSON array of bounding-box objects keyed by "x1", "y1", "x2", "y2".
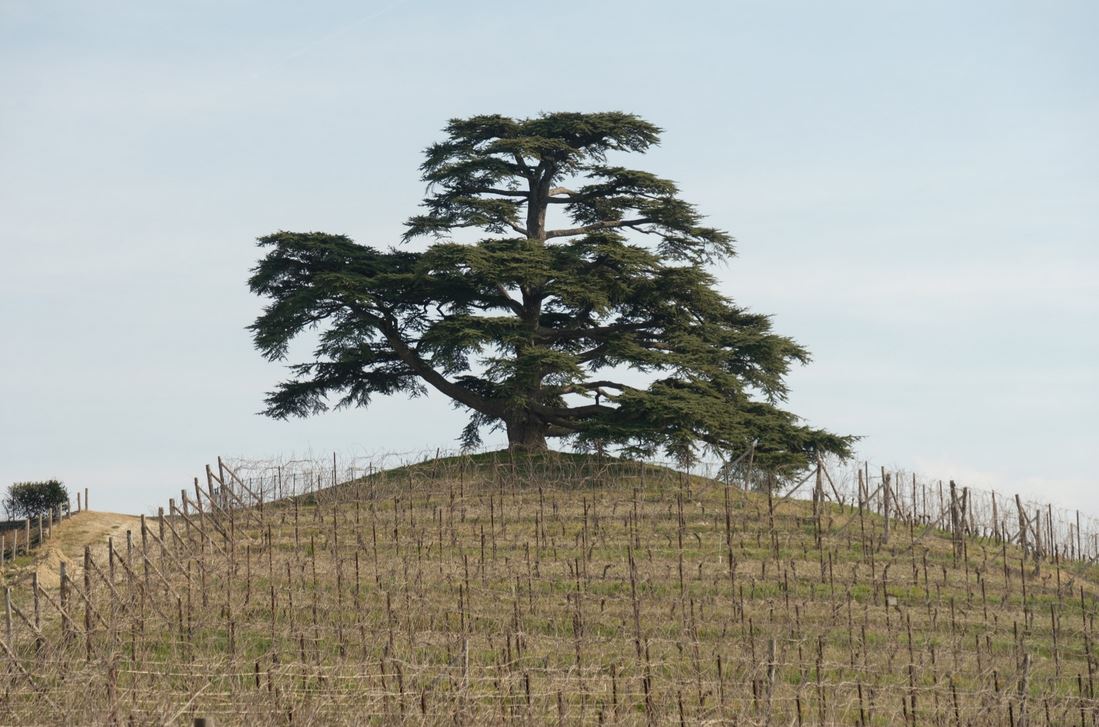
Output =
[
  {"x1": 249, "y1": 112, "x2": 853, "y2": 469},
  {"x1": 4, "y1": 480, "x2": 68, "y2": 520}
]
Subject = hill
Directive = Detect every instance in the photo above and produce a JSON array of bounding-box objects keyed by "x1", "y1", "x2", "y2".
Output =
[{"x1": 0, "y1": 451, "x2": 1096, "y2": 725}]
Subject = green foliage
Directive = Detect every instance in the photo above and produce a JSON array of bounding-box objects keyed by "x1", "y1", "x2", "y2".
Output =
[
  {"x1": 249, "y1": 111, "x2": 854, "y2": 470},
  {"x1": 4, "y1": 480, "x2": 67, "y2": 519}
]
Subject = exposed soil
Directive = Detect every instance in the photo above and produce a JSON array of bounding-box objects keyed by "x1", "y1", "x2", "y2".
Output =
[{"x1": 29, "y1": 511, "x2": 140, "y2": 589}]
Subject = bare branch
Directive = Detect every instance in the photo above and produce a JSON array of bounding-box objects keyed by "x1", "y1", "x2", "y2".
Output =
[
  {"x1": 544, "y1": 218, "x2": 652, "y2": 239},
  {"x1": 574, "y1": 380, "x2": 631, "y2": 391},
  {"x1": 478, "y1": 188, "x2": 529, "y2": 197}
]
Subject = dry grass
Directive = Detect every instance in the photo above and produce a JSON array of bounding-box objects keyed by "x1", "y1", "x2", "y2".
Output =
[
  {"x1": 7, "y1": 511, "x2": 142, "y2": 590},
  {"x1": 1, "y1": 452, "x2": 1097, "y2": 725}
]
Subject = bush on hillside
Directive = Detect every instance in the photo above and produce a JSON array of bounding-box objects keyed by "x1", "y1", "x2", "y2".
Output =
[{"x1": 3, "y1": 480, "x2": 68, "y2": 519}]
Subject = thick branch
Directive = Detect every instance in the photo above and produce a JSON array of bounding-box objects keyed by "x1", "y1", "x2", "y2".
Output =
[
  {"x1": 572, "y1": 380, "x2": 631, "y2": 391},
  {"x1": 531, "y1": 401, "x2": 618, "y2": 424},
  {"x1": 555, "y1": 380, "x2": 633, "y2": 396},
  {"x1": 536, "y1": 321, "x2": 653, "y2": 342},
  {"x1": 512, "y1": 153, "x2": 533, "y2": 179},
  {"x1": 544, "y1": 218, "x2": 652, "y2": 239},
  {"x1": 380, "y1": 323, "x2": 501, "y2": 417},
  {"x1": 478, "y1": 188, "x2": 529, "y2": 197},
  {"x1": 576, "y1": 343, "x2": 609, "y2": 364},
  {"x1": 495, "y1": 284, "x2": 525, "y2": 316}
]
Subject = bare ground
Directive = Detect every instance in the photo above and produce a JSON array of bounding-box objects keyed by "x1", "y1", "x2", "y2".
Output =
[{"x1": 28, "y1": 511, "x2": 140, "y2": 589}]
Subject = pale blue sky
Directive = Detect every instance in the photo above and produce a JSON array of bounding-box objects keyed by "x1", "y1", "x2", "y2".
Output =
[{"x1": 1, "y1": 1, "x2": 1096, "y2": 514}]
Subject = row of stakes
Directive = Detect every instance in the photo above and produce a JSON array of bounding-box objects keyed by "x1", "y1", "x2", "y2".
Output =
[{"x1": 0, "y1": 488, "x2": 89, "y2": 567}]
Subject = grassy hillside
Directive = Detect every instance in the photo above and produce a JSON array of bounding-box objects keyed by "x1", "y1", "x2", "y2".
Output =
[{"x1": 1, "y1": 452, "x2": 1097, "y2": 725}]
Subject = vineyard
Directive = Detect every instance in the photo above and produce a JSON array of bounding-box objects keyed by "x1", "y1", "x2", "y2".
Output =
[{"x1": 1, "y1": 450, "x2": 1098, "y2": 725}]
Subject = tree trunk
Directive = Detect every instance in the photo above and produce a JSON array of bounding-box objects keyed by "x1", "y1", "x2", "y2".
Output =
[{"x1": 506, "y1": 416, "x2": 548, "y2": 452}]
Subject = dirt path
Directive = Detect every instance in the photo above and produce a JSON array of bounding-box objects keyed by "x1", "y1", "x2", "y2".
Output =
[{"x1": 31, "y1": 511, "x2": 141, "y2": 589}]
